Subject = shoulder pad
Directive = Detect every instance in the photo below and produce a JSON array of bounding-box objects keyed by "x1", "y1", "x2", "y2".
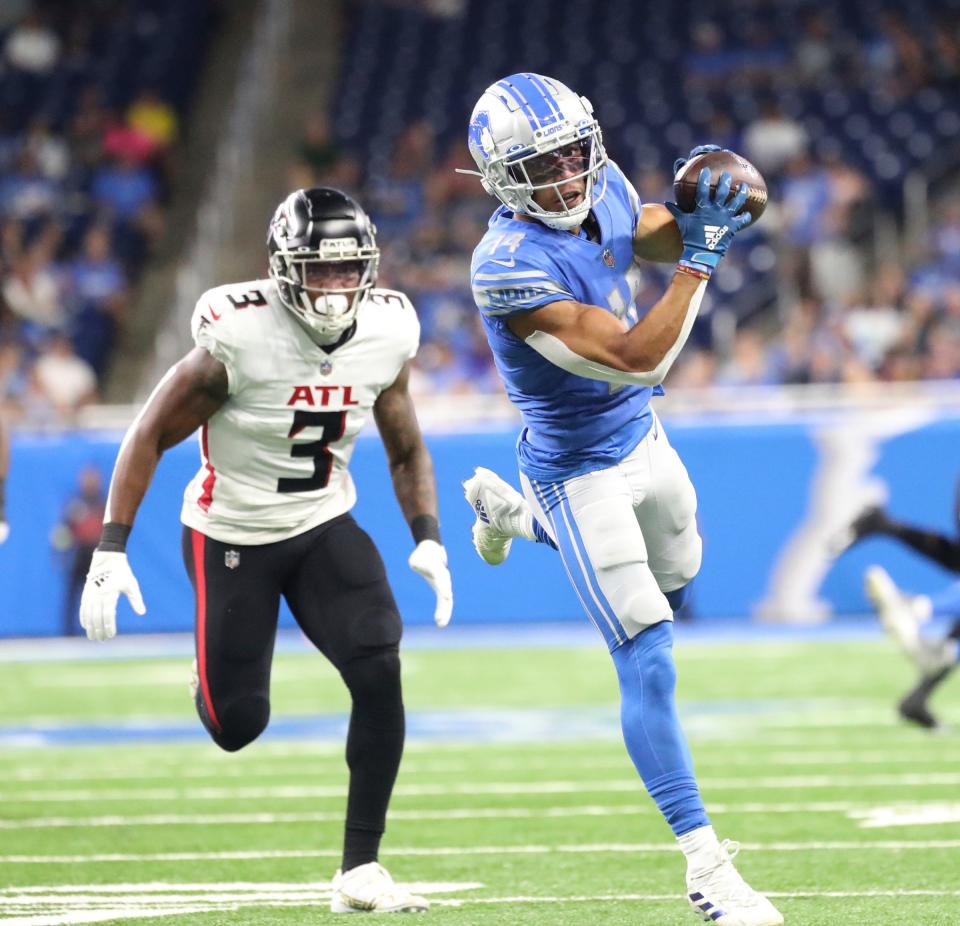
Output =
[{"x1": 368, "y1": 287, "x2": 413, "y2": 310}]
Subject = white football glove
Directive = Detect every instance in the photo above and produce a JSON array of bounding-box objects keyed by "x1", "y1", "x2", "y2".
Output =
[
  {"x1": 408, "y1": 539, "x2": 453, "y2": 628},
  {"x1": 0, "y1": 520, "x2": 8, "y2": 545},
  {"x1": 79, "y1": 550, "x2": 146, "y2": 641}
]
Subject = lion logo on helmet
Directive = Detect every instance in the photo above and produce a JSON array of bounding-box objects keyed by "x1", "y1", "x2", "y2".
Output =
[{"x1": 468, "y1": 110, "x2": 494, "y2": 161}]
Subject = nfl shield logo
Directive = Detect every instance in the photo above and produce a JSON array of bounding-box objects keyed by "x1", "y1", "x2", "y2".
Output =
[
  {"x1": 320, "y1": 359, "x2": 333, "y2": 376},
  {"x1": 602, "y1": 248, "x2": 615, "y2": 269},
  {"x1": 224, "y1": 550, "x2": 240, "y2": 570}
]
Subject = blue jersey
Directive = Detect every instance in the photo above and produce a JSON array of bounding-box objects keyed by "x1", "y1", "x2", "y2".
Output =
[{"x1": 471, "y1": 160, "x2": 662, "y2": 482}]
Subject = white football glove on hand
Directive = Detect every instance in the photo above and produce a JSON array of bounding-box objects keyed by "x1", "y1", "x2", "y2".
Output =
[
  {"x1": 408, "y1": 539, "x2": 453, "y2": 628},
  {"x1": 0, "y1": 520, "x2": 8, "y2": 545},
  {"x1": 79, "y1": 550, "x2": 146, "y2": 641}
]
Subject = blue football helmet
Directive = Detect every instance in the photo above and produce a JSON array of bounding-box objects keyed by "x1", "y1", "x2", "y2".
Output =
[{"x1": 464, "y1": 73, "x2": 608, "y2": 231}]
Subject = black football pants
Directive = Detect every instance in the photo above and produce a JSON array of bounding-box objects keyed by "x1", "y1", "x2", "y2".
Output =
[{"x1": 182, "y1": 513, "x2": 405, "y2": 869}]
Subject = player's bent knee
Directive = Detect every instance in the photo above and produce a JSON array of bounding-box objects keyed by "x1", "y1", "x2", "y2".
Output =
[
  {"x1": 659, "y1": 530, "x2": 702, "y2": 592},
  {"x1": 613, "y1": 582, "x2": 672, "y2": 632},
  {"x1": 340, "y1": 645, "x2": 402, "y2": 708},
  {"x1": 207, "y1": 694, "x2": 270, "y2": 752}
]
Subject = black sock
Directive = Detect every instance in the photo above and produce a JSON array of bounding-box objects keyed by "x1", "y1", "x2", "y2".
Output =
[
  {"x1": 342, "y1": 823, "x2": 385, "y2": 872},
  {"x1": 339, "y1": 650, "x2": 405, "y2": 872},
  {"x1": 881, "y1": 522, "x2": 960, "y2": 572}
]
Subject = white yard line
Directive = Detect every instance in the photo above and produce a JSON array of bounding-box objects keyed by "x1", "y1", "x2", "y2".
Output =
[
  {"x1": 7, "y1": 749, "x2": 960, "y2": 784},
  {"x1": 432, "y1": 888, "x2": 960, "y2": 907},
  {"x1": 4, "y1": 771, "x2": 960, "y2": 804},
  {"x1": 850, "y1": 804, "x2": 960, "y2": 828},
  {"x1": 2, "y1": 884, "x2": 960, "y2": 925},
  {"x1": 3, "y1": 839, "x2": 960, "y2": 865},
  {"x1": 0, "y1": 799, "x2": 950, "y2": 829}
]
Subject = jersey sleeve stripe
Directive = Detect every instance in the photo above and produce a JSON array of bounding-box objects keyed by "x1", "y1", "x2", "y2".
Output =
[
  {"x1": 473, "y1": 277, "x2": 573, "y2": 315},
  {"x1": 474, "y1": 269, "x2": 550, "y2": 281}
]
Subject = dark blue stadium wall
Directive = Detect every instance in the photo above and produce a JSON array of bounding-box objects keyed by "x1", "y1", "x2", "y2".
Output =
[{"x1": 3, "y1": 411, "x2": 959, "y2": 637}]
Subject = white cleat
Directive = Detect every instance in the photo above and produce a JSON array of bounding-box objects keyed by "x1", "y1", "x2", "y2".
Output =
[
  {"x1": 462, "y1": 466, "x2": 532, "y2": 566},
  {"x1": 864, "y1": 565, "x2": 924, "y2": 664},
  {"x1": 687, "y1": 840, "x2": 783, "y2": 926},
  {"x1": 330, "y1": 862, "x2": 429, "y2": 913}
]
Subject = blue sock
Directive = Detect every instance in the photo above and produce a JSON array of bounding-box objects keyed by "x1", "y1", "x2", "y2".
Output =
[
  {"x1": 665, "y1": 584, "x2": 690, "y2": 612},
  {"x1": 532, "y1": 517, "x2": 558, "y2": 550},
  {"x1": 611, "y1": 621, "x2": 709, "y2": 837}
]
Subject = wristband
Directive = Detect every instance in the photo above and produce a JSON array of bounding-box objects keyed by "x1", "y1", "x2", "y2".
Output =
[
  {"x1": 98, "y1": 521, "x2": 131, "y2": 553},
  {"x1": 675, "y1": 263, "x2": 711, "y2": 282},
  {"x1": 678, "y1": 245, "x2": 721, "y2": 278},
  {"x1": 410, "y1": 514, "x2": 441, "y2": 545}
]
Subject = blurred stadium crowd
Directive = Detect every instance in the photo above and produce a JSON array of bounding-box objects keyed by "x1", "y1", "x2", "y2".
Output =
[
  {"x1": 0, "y1": 0, "x2": 215, "y2": 423},
  {"x1": 2, "y1": 0, "x2": 960, "y2": 421},
  {"x1": 319, "y1": 0, "x2": 960, "y2": 395}
]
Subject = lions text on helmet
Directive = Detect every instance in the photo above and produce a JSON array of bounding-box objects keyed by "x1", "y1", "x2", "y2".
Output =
[
  {"x1": 268, "y1": 188, "x2": 380, "y2": 343},
  {"x1": 462, "y1": 73, "x2": 608, "y2": 231}
]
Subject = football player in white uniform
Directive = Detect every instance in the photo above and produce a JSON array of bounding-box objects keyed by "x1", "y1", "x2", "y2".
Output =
[{"x1": 79, "y1": 187, "x2": 452, "y2": 913}]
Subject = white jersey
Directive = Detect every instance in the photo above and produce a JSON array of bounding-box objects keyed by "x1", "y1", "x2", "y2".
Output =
[{"x1": 180, "y1": 278, "x2": 419, "y2": 545}]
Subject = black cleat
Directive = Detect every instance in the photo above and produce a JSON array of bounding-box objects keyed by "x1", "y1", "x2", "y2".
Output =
[
  {"x1": 897, "y1": 666, "x2": 953, "y2": 730},
  {"x1": 898, "y1": 690, "x2": 940, "y2": 729}
]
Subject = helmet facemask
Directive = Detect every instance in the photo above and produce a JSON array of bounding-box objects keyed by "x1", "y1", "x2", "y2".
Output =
[
  {"x1": 271, "y1": 236, "x2": 380, "y2": 342},
  {"x1": 502, "y1": 130, "x2": 607, "y2": 230},
  {"x1": 463, "y1": 78, "x2": 610, "y2": 232}
]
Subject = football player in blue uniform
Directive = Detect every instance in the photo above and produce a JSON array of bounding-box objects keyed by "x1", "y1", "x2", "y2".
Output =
[{"x1": 461, "y1": 73, "x2": 782, "y2": 926}]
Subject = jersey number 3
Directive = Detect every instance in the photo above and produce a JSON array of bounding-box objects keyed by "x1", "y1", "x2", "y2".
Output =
[{"x1": 278, "y1": 410, "x2": 346, "y2": 493}]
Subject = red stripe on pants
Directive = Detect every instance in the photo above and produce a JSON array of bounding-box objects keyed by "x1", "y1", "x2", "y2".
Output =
[{"x1": 192, "y1": 529, "x2": 221, "y2": 732}]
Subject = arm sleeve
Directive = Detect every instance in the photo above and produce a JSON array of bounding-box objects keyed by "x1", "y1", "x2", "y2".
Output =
[{"x1": 471, "y1": 252, "x2": 575, "y2": 318}]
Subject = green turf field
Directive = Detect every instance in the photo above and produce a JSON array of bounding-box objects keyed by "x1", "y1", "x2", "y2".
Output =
[{"x1": 1, "y1": 636, "x2": 959, "y2": 925}]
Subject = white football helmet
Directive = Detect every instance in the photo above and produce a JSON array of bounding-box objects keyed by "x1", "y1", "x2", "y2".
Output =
[{"x1": 463, "y1": 73, "x2": 608, "y2": 230}]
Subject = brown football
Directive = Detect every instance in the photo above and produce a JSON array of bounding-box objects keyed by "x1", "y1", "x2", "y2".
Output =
[{"x1": 673, "y1": 149, "x2": 768, "y2": 222}]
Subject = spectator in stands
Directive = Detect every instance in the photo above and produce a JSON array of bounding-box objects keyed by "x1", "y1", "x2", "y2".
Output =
[
  {"x1": 126, "y1": 87, "x2": 179, "y2": 153},
  {"x1": 742, "y1": 100, "x2": 809, "y2": 177},
  {"x1": 2, "y1": 223, "x2": 64, "y2": 338},
  {"x1": 50, "y1": 464, "x2": 105, "y2": 634},
  {"x1": 64, "y1": 224, "x2": 128, "y2": 378},
  {"x1": 90, "y1": 152, "x2": 163, "y2": 256},
  {"x1": 22, "y1": 117, "x2": 69, "y2": 181},
  {"x1": 31, "y1": 332, "x2": 97, "y2": 419},
  {"x1": 0, "y1": 340, "x2": 27, "y2": 416},
  {"x1": 0, "y1": 149, "x2": 60, "y2": 220},
  {"x1": 3, "y1": 9, "x2": 60, "y2": 76}
]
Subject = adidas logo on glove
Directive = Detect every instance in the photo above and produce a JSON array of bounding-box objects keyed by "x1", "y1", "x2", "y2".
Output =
[{"x1": 704, "y1": 224, "x2": 730, "y2": 250}]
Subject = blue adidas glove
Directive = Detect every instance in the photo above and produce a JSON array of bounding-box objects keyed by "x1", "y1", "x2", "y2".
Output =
[
  {"x1": 673, "y1": 143, "x2": 722, "y2": 176},
  {"x1": 666, "y1": 168, "x2": 752, "y2": 277}
]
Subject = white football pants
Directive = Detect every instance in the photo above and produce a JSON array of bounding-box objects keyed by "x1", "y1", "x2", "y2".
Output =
[{"x1": 521, "y1": 415, "x2": 702, "y2": 650}]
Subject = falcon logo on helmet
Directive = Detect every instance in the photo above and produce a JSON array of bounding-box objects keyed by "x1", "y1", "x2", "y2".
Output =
[
  {"x1": 459, "y1": 72, "x2": 608, "y2": 231},
  {"x1": 267, "y1": 187, "x2": 380, "y2": 342}
]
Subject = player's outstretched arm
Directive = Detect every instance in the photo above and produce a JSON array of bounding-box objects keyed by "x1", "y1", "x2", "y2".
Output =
[
  {"x1": 80, "y1": 348, "x2": 228, "y2": 641},
  {"x1": 509, "y1": 169, "x2": 750, "y2": 387},
  {"x1": 373, "y1": 362, "x2": 453, "y2": 628}
]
